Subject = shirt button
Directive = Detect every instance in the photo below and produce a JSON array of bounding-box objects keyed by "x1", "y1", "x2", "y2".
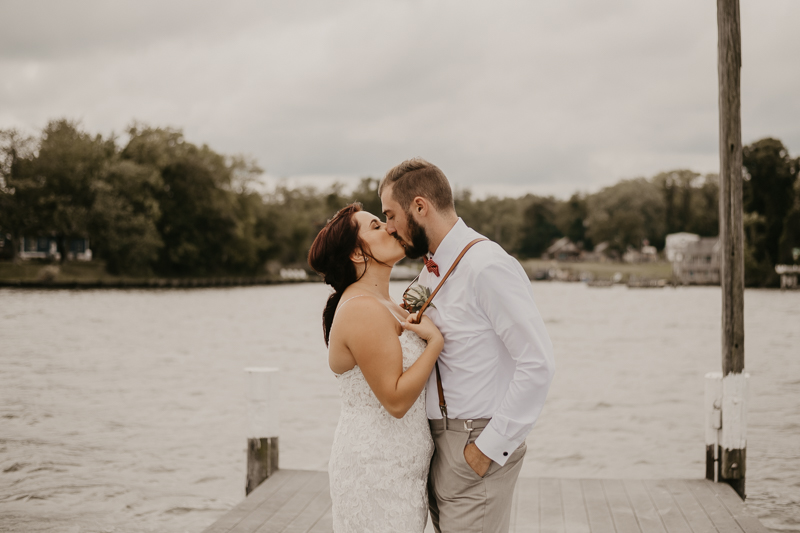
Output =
[{"x1": 503, "y1": 452, "x2": 508, "y2": 456}]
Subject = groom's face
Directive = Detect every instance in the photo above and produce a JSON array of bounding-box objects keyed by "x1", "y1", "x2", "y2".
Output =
[{"x1": 380, "y1": 186, "x2": 430, "y2": 260}]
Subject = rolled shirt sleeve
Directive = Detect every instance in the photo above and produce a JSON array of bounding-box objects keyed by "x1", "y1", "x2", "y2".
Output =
[{"x1": 473, "y1": 257, "x2": 555, "y2": 465}]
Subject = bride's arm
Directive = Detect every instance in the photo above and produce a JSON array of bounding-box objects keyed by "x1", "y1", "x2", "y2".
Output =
[{"x1": 337, "y1": 298, "x2": 443, "y2": 419}]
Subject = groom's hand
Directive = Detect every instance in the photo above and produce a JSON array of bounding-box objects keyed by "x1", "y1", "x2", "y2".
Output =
[{"x1": 464, "y1": 442, "x2": 492, "y2": 477}]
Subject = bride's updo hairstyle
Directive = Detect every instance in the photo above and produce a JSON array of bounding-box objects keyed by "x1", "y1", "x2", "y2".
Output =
[{"x1": 308, "y1": 203, "x2": 368, "y2": 346}]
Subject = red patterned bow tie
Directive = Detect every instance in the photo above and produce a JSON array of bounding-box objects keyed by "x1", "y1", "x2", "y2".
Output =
[{"x1": 424, "y1": 257, "x2": 440, "y2": 277}]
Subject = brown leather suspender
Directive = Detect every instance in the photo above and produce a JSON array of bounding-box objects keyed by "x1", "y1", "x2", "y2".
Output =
[{"x1": 413, "y1": 237, "x2": 487, "y2": 426}]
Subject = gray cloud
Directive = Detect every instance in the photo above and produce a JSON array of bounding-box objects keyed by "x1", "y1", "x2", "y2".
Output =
[{"x1": 1, "y1": 0, "x2": 798, "y2": 198}]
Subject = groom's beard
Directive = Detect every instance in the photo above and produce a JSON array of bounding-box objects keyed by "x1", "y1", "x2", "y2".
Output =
[{"x1": 400, "y1": 212, "x2": 430, "y2": 260}]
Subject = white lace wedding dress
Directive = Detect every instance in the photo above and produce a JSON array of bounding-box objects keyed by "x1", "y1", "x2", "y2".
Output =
[{"x1": 329, "y1": 329, "x2": 434, "y2": 533}]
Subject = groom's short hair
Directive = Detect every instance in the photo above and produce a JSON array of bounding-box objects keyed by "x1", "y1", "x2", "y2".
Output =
[{"x1": 379, "y1": 158, "x2": 455, "y2": 213}]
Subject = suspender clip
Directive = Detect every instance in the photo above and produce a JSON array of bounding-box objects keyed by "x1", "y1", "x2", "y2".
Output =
[{"x1": 464, "y1": 419, "x2": 475, "y2": 441}]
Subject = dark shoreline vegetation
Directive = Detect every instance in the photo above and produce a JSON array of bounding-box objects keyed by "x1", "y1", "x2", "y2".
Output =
[{"x1": 1, "y1": 119, "x2": 798, "y2": 288}]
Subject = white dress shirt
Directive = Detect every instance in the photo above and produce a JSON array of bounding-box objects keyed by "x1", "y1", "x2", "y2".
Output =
[{"x1": 420, "y1": 219, "x2": 555, "y2": 466}]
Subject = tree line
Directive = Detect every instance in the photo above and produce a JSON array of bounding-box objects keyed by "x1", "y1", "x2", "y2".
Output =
[{"x1": 1, "y1": 120, "x2": 798, "y2": 286}]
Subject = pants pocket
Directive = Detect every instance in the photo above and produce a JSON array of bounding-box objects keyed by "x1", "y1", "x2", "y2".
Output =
[{"x1": 460, "y1": 429, "x2": 488, "y2": 480}]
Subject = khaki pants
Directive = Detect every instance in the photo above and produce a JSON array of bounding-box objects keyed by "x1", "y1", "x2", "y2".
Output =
[{"x1": 428, "y1": 419, "x2": 526, "y2": 533}]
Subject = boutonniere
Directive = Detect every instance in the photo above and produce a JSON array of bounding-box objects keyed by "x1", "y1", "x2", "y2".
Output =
[{"x1": 401, "y1": 283, "x2": 435, "y2": 314}]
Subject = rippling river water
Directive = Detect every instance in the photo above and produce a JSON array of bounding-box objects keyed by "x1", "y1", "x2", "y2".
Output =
[{"x1": 0, "y1": 283, "x2": 798, "y2": 532}]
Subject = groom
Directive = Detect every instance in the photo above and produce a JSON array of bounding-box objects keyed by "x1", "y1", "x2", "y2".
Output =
[{"x1": 379, "y1": 158, "x2": 555, "y2": 533}]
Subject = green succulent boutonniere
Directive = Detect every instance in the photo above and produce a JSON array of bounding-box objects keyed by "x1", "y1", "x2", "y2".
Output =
[{"x1": 401, "y1": 284, "x2": 435, "y2": 314}]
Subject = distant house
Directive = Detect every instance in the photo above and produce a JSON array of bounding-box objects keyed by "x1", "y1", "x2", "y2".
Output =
[
  {"x1": 581, "y1": 241, "x2": 615, "y2": 262},
  {"x1": 18, "y1": 237, "x2": 92, "y2": 261},
  {"x1": 670, "y1": 234, "x2": 720, "y2": 285},
  {"x1": 623, "y1": 244, "x2": 658, "y2": 263},
  {"x1": 543, "y1": 237, "x2": 581, "y2": 261},
  {"x1": 665, "y1": 232, "x2": 700, "y2": 262},
  {"x1": 775, "y1": 264, "x2": 800, "y2": 290}
]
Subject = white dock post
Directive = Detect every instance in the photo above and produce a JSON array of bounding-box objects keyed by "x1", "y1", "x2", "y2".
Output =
[
  {"x1": 705, "y1": 371, "x2": 749, "y2": 494},
  {"x1": 721, "y1": 372, "x2": 749, "y2": 488},
  {"x1": 245, "y1": 367, "x2": 280, "y2": 495}
]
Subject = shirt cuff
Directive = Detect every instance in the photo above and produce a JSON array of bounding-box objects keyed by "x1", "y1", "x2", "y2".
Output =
[{"x1": 474, "y1": 423, "x2": 517, "y2": 466}]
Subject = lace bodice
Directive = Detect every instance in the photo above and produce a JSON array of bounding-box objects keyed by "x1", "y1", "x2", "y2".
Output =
[{"x1": 329, "y1": 329, "x2": 434, "y2": 532}]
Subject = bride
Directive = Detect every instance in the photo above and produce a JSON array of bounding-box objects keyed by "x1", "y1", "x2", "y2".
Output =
[{"x1": 308, "y1": 203, "x2": 442, "y2": 533}]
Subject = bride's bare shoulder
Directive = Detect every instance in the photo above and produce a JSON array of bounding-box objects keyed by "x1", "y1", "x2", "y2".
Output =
[{"x1": 333, "y1": 295, "x2": 400, "y2": 339}]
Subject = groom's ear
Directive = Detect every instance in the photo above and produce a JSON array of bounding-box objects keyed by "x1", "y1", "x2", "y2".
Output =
[{"x1": 411, "y1": 196, "x2": 429, "y2": 218}]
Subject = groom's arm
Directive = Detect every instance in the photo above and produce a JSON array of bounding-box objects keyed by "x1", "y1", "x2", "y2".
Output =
[{"x1": 472, "y1": 255, "x2": 555, "y2": 466}]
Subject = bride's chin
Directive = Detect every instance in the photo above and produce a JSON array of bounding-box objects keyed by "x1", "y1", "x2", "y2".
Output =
[{"x1": 386, "y1": 250, "x2": 407, "y2": 266}]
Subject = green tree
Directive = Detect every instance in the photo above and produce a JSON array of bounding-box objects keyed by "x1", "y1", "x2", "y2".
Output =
[
  {"x1": 652, "y1": 170, "x2": 700, "y2": 235},
  {"x1": 686, "y1": 173, "x2": 719, "y2": 237},
  {"x1": 742, "y1": 138, "x2": 798, "y2": 278},
  {"x1": 121, "y1": 125, "x2": 268, "y2": 275},
  {"x1": 743, "y1": 211, "x2": 774, "y2": 286},
  {"x1": 554, "y1": 193, "x2": 589, "y2": 248},
  {"x1": 456, "y1": 191, "x2": 531, "y2": 254},
  {"x1": 777, "y1": 174, "x2": 800, "y2": 265},
  {"x1": 518, "y1": 196, "x2": 562, "y2": 258},
  {"x1": 0, "y1": 129, "x2": 39, "y2": 260},
  {"x1": 259, "y1": 185, "x2": 336, "y2": 266},
  {"x1": 89, "y1": 160, "x2": 163, "y2": 275},
  {"x1": 350, "y1": 177, "x2": 382, "y2": 217},
  {"x1": 155, "y1": 156, "x2": 238, "y2": 275},
  {"x1": 585, "y1": 178, "x2": 666, "y2": 253},
  {"x1": 32, "y1": 120, "x2": 114, "y2": 262}
]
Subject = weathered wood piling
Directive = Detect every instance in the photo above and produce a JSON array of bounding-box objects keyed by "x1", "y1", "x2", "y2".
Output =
[
  {"x1": 245, "y1": 367, "x2": 280, "y2": 495},
  {"x1": 712, "y1": 0, "x2": 747, "y2": 499}
]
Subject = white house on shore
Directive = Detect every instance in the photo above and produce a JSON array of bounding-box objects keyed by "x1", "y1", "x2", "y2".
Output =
[
  {"x1": 775, "y1": 264, "x2": 800, "y2": 289},
  {"x1": 666, "y1": 232, "x2": 720, "y2": 285}
]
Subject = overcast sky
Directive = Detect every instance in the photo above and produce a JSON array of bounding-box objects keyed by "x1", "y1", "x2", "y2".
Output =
[{"x1": 1, "y1": 1, "x2": 798, "y2": 198}]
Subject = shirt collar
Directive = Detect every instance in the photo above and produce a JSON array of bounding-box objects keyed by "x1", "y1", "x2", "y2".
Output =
[{"x1": 430, "y1": 218, "x2": 472, "y2": 273}]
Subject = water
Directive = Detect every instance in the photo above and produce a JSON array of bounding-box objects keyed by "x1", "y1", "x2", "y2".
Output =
[{"x1": 0, "y1": 283, "x2": 798, "y2": 533}]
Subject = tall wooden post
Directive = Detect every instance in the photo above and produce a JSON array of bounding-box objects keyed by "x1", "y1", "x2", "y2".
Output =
[
  {"x1": 245, "y1": 367, "x2": 280, "y2": 495},
  {"x1": 714, "y1": 0, "x2": 747, "y2": 499}
]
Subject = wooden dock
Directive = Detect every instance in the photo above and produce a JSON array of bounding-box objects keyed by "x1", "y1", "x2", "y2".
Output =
[{"x1": 201, "y1": 470, "x2": 768, "y2": 533}]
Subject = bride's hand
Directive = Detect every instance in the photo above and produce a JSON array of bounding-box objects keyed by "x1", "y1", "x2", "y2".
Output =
[{"x1": 402, "y1": 314, "x2": 443, "y2": 345}]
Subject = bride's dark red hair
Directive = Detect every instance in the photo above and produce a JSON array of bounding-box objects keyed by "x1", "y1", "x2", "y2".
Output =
[{"x1": 308, "y1": 203, "x2": 366, "y2": 346}]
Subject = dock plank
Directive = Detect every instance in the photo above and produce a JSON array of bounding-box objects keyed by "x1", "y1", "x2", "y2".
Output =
[
  {"x1": 643, "y1": 480, "x2": 692, "y2": 533},
  {"x1": 624, "y1": 479, "x2": 666, "y2": 533},
  {"x1": 253, "y1": 471, "x2": 329, "y2": 533},
  {"x1": 686, "y1": 480, "x2": 745, "y2": 533},
  {"x1": 582, "y1": 479, "x2": 616, "y2": 533},
  {"x1": 203, "y1": 470, "x2": 299, "y2": 533},
  {"x1": 225, "y1": 470, "x2": 317, "y2": 533},
  {"x1": 307, "y1": 504, "x2": 332, "y2": 533},
  {"x1": 665, "y1": 480, "x2": 717, "y2": 533},
  {"x1": 540, "y1": 478, "x2": 566, "y2": 533},
  {"x1": 202, "y1": 473, "x2": 770, "y2": 533},
  {"x1": 603, "y1": 479, "x2": 640, "y2": 533},
  {"x1": 514, "y1": 477, "x2": 540, "y2": 533},
  {"x1": 560, "y1": 479, "x2": 590, "y2": 533},
  {"x1": 705, "y1": 481, "x2": 769, "y2": 533},
  {"x1": 279, "y1": 472, "x2": 331, "y2": 533}
]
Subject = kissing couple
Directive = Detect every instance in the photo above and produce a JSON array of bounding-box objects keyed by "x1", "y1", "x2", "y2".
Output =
[{"x1": 308, "y1": 159, "x2": 555, "y2": 533}]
